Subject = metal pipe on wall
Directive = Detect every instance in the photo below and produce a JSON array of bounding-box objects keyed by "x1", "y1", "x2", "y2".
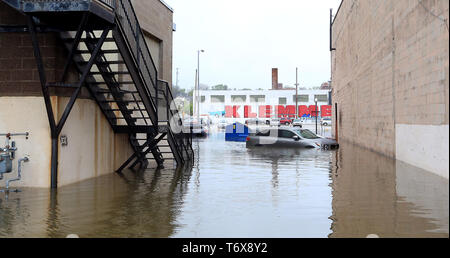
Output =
[{"x1": 5, "y1": 157, "x2": 29, "y2": 190}]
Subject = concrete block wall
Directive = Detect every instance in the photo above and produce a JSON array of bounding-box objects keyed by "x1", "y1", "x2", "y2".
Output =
[
  {"x1": 331, "y1": 0, "x2": 449, "y2": 178},
  {"x1": 0, "y1": 2, "x2": 85, "y2": 98}
]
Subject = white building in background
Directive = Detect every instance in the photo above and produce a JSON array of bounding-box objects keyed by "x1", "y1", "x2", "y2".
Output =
[{"x1": 195, "y1": 89, "x2": 332, "y2": 124}]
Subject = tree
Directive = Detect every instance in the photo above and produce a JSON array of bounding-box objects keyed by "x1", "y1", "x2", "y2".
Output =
[
  {"x1": 172, "y1": 85, "x2": 187, "y2": 98},
  {"x1": 211, "y1": 84, "x2": 228, "y2": 91}
]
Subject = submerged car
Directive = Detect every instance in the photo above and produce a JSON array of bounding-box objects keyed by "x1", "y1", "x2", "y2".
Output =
[
  {"x1": 246, "y1": 118, "x2": 265, "y2": 126},
  {"x1": 270, "y1": 118, "x2": 281, "y2": 127},
  {"x1": 292, "y1": 119, "x2": 303, "y2": 128},
  {"x1": 217, "y1": 119, "x2": 227, "y2": 129},
  {"x1": 246, "y1": 127, "x2": 339, "y2": 150},
  {"x1": 185, "y1": 123, "x2": 208, "y2": 137},
  {"x1": 280, "y1": 117, "x2": 292, "y2": 126},
  {"x1": 321, "y1": 117, "x2": 332, "y2": 126}
]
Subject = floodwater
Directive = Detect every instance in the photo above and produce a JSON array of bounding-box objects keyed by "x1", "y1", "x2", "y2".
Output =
[{"x1": 0, "y1": 128, "x2": 448, "y2": 238}]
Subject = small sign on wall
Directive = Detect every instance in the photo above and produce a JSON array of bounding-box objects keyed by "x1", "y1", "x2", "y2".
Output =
[{"x1": 60, "y1": 135, "x2": 68, "y2": 147}]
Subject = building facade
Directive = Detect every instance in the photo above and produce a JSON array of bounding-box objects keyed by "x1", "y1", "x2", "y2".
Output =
[
  {"x1": 197, "y1": 89, "x2": 332, "y2": 123},
  {"x1": 331, "y1": 0, "x2": 449, "y2": 178},
  {"x1": 0, "y1": 0, "x2": 175, "y2": 188},
  {"x1": 132, "y1": 0, "x2": 173, "y2": 85}
]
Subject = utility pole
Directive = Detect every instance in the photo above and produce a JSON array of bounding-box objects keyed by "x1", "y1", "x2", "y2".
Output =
[
  {"x1": 194, "y1": 69, "x2": 198, "y2": 118},
  {"x1": 315, "y1": 98, "x2": 318, "y2": 134},
  {"x1": 295, "y1": 67, "x2": 299, "y2": 119},
  {"x1": 196, "y1": 50, "x2": 204, "y2": 124},
  {"x1": 176, "y1": 68, "x2": 179, "y2": 88}
]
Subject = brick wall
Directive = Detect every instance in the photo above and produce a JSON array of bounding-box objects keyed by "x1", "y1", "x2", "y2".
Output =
[
  {"x1": 0, "y1": 1, "x2": 86, "y2": 98},
  {"x1": 331, "y1": 0, "x2": 449, "y2": 158}
]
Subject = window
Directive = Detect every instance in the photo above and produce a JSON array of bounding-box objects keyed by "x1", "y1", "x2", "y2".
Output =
[
  {"x1": 279, "y1": 97, "x2": 287, "y2": 105},
  {"x1": 211, "y1": 95, "x2": 225, "y2": 103},
  {"x1": 293, "y1": 95, "x2": 309, "y2": 102},
  {"x1": 256, "y1": 130, "x2": 271, "y2": 137},
  {"x1": 314, "y1": 95, "x2": 328, "y2": 102},
  {"x1": 231, "y1": 95, "x2": 247, "y2": 103},
  {"x1": 200, "y1": 96, "x2": 206, "y2": 103},
  {"x1": 250, "y1": 95, "x2": 266, "y2": 103},
  {"x1": 278, "y1": 130, "x2": 296, "y2": 139},
  {"x1": 297, "y1": 129, "x2": 320, "y2": 139}
]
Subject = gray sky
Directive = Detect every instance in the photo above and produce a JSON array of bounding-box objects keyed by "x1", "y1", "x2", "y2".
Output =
[{"x1": 165, "y1": 0, "x2": 342, "y2": 90}]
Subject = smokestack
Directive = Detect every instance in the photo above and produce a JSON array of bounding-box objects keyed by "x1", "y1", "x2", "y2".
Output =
[{"x1": 272, "y1": 68, "x2": 278, "y2": 90}]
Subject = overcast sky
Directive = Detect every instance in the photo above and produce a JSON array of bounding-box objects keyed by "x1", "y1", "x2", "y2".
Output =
[{"x1": 164, "y1": 0, "x2": 342, "y2": 90}]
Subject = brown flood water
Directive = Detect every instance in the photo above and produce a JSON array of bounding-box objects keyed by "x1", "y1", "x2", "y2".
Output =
[{"x1": 0, "y1": 132, "x2": 448, "y2": 238}]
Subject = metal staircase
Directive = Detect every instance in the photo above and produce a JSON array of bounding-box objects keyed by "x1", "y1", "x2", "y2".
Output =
[{"x1": 2, "y1": 0, "x2": 193, "y2": 185}]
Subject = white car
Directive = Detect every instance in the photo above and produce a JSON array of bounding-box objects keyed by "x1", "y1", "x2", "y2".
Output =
[
  {"x1": 217, "y1": 119, "x2": 227, "y2": 129},
  {"x1": 292, "y1": 119, "x2": 303, "y2": 127},
  {"x1": 270, "y1": 118, "x2": 280, "y2": 127},
  {"x1": 321, "y1": 118, "x2": 332, "y2": 126}
]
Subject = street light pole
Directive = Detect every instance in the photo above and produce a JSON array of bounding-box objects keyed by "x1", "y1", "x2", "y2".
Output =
[
  {"x1": 315, "y1": 98, "x2": 318, "y2": 134},
  {"x1": 196, "y1": 50, "x2": 204, "y2": 124},
  {"x1": 295, "y1": 67, "x2": 299, "y2": 119},
  {"x1": 176, "y1": 68, "x2": 179, "y2": 88},
  {"x1": 193, "y1": 69, "x2": 198, "y2": 117}
]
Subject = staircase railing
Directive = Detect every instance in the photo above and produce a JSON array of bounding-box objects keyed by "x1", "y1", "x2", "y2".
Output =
[
  {"x1": 114, "y1": 0, "x2": 158, "y2": 117},
  {"x1": 157, "y1": 80, "x2": 192, "y2": 162},
  {"x1": 98, "y1": 0, "x2": 115, "y2": 9},
  {"x1": 112, "y1": 0, "x2": 193, "y2": 164}
]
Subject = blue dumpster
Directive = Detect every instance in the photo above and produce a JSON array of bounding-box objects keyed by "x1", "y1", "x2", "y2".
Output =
[{"x1": 225, "y1": 122, "x2": 250, "y2": 142}]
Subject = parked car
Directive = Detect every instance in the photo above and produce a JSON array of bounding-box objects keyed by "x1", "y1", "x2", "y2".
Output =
[
  {"x1": 292, "y1": 119, "x2": 303, "y2": 128},
  {"x1": 246, "y1": 127, "x2": 339, "y2": 150},
  {"x1": 217, "y1": 119, "x2": 228, "y2": 130},
  {"x1": 246, "y1": 118, "x2": 265, "y2": 126},
  {"x1": 321, "y1": 117, "x2": 332, "y2": 126},
  {"x1": 270, "y1": 118, "x2": 281, "y2": 127},
  {"x1": 185, "y1": 123, "x2": 208, "y2": 137},
  {"x1": 280, "y1": 117, "x2": 292, "y2": 126}
]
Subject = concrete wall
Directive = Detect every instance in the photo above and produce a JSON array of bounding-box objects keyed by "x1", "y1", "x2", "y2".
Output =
[
  {"x1": 0, "y1": 97, "x2": 134, "y2": 188},
  {"x1": 331, "y1": 0, "x2": 449, "y2": 178},
  {"x1": 57, "y1": 98, "x2": 134, "y2": 187},
  {"x1": 132, "y1": 0, "x2": 173, "y2": 85}
]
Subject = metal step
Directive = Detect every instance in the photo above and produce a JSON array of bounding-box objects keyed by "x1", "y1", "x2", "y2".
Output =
[
  {"x1": 98, "y1": 100, "x2": 141, "y2": 103},
  {"x1": 77, "y1": 60, "x2": 125, "y2": 65},
  {"x1": 75, "y1": 49, "x2": 120, "y2": 54},
  {"x1": 89, "y1": 71, "x2": 130, "y2": 75},
  {"x1": 105, "y1": 108, "x2": 147, "y2": 112},
  {"x1": 61, "y1": 37, "x2": 115, "y2": 43},
  {"x1": 111, "y1": 117, "x2": 150, "y2": 120},
  {"x1": 87, "y1": 81, "x2": 135, "y2": 86},
  {"x1": 94, "y1": 89, "x2": 138, "y2": 94}
]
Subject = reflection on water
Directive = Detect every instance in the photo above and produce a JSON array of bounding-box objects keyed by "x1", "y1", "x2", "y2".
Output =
[
  {"x1": 0, "y1": 132, "x2": 448, "y2": 238},
  {"x1": 329, "y1": 143, "x2": 448, "y2": 238},
  {"x1": 0, "y1": 167, "x2": 192, "y2": 238}
]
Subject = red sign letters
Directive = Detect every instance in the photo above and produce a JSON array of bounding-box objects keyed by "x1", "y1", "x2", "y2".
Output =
[{"x1": 225, "y1": 105, "x2": 332, "y2": 118}]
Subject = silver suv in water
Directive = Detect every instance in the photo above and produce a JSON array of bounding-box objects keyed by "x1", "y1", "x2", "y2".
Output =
[{"x1": 246, "y1": 127, "x2": 339, "y2": 150}]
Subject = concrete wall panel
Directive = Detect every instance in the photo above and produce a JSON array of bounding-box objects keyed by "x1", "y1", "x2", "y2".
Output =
[
  {"x1": 331, "y1": 0, "x2": 449, "y2": 177},
  {"x1": 396, "y1": 124, "x2": 449, "y2": 179},
  {"x1": 0, "y1": 97, "x2": 134, "y2": 188}
]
